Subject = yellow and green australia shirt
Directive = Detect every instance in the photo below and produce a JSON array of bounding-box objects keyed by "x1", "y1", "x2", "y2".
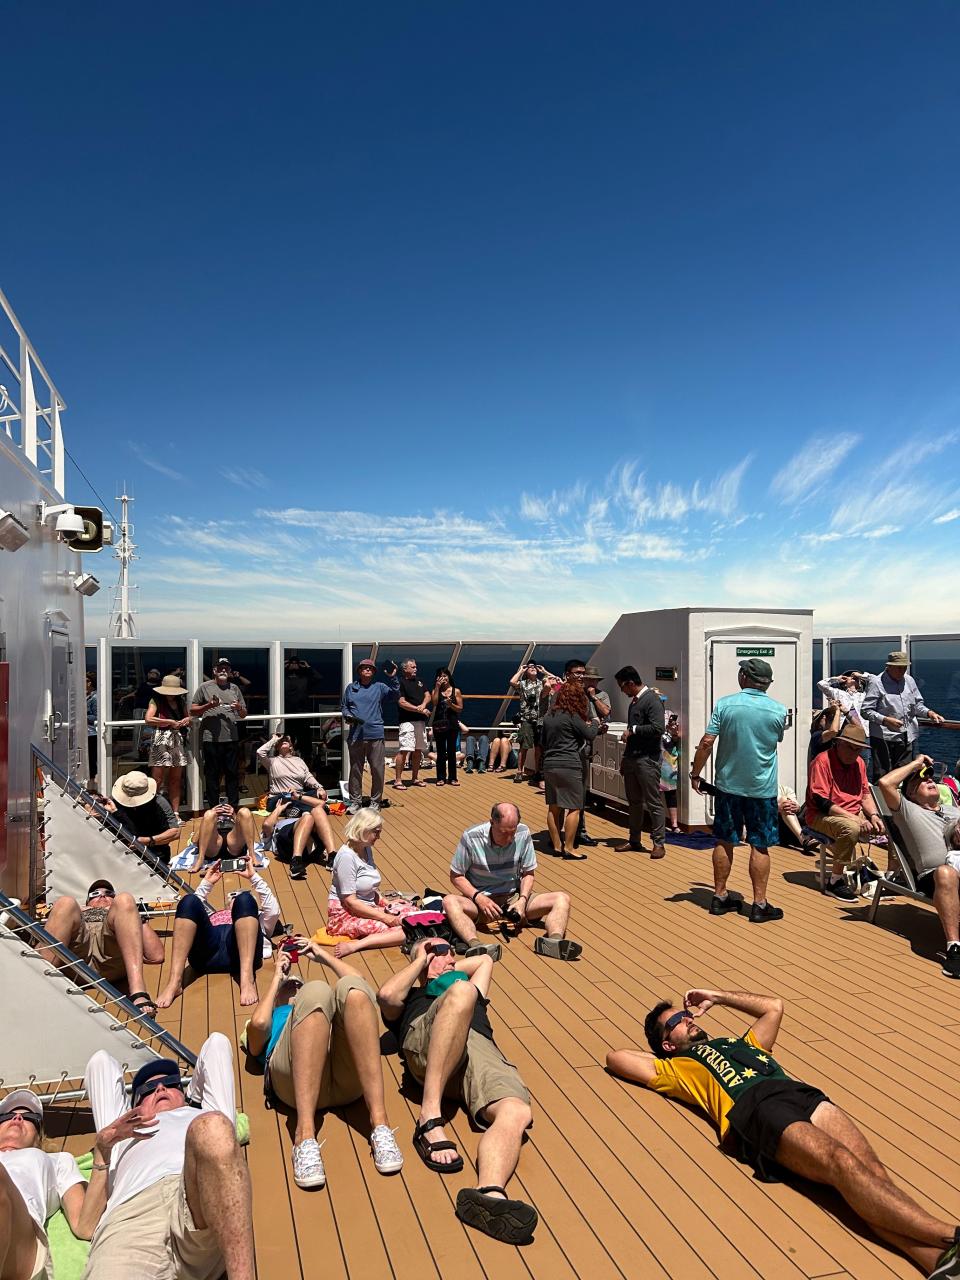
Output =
[{"x1": 650, "y1": 1030, "x2": 788, "y2": 1139}]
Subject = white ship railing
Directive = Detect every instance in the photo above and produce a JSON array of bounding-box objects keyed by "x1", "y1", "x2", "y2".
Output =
[{"x1": 0, "y1": 285, "x2": 66, "y2": 495}]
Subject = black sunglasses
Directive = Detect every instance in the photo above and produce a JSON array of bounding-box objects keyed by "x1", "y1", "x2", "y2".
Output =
[
  {"x1": 134, "y1": 1077, "x2": 180, "y2": 1104},
  {"x1": 662, "y1": 1010, "x2": 695, "y2": 1035},
  {"x1": 0, "y1": 1108, "x2": 41, "y2": 1130}
]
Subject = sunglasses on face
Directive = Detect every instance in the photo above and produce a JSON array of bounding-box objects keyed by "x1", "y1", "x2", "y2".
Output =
[
  {"x1": 87, "y1": 889, "x2": 116, "y2": 902},
  {"x1": 662, "y1": 1010, "x2": 695, "y2": 1035},
  {"x1": 134, "y1": 1077, "x2": 180, "y2": 1105},
  {"x1": 0, "y1": 1109, "x2": 41, "y2": 1130},
  {"x1": 429, "y1": 943, "x2": 451, "y2": 955}
]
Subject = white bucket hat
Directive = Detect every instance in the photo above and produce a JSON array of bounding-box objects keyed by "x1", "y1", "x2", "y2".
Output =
[{"x1": 111, "y1": 770, "x2": 158, "y2": 808}]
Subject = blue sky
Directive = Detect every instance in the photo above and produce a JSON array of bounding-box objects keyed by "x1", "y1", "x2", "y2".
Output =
[{"x1": 4, "y1": 1, "x2": 960, "y2": 638}]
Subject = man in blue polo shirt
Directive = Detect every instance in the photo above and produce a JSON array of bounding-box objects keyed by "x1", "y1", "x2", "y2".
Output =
[
  {"x1": 341, "y1": 657, "x2": 400, "y2": 814},
  {"x1": 689, "y1": 657, "x2": 788, "y2": 924}
]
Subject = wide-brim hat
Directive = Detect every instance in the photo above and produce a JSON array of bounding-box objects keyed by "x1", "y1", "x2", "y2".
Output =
[
  {"x1": 111, "y1": 770, "x2": 158, "y2": 807},
  {"x1": 0, "y1": 1089, "x2": 43, "y2": 1122},
  {"x1": 153, "y1": 674, "x2": 188, "y2": 696},
  {"x1": 835, "y1": 722, "x2": 868, "y2": 749},
  {"x1": 581, "y1": 665, "x2": 603, "y2": 681},
  {"x1": 886, "y1": 650, "x2": 909, "y2": 667}
]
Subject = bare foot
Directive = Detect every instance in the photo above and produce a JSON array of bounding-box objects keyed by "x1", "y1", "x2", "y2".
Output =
[
  {"x1": 155, "y1": 984, "x2": 182, "y2": 1009},
  {"x1": 334, "y1": 941, "x2": 359, "y2": 958},
  {"x1": 240, "y1": 980, "x2": 259, "y2": 1006},
  {"x1": 418, "y1": 1117, "x2": 459, "y2": 1165}
]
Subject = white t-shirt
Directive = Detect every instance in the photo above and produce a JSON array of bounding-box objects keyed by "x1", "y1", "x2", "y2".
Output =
[
  {"x1": 0, "y1": 1148, "x2": 84, "y2": 1236},
  {"x1": 331, "y1": 845, "x2": 382, "y2": 904},
  {"x1": 104, "y1": 1107, "x2": 199, "y2": 1220}
]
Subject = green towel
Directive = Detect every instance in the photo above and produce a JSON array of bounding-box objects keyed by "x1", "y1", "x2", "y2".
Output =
[
  {"x1": 44, "y1": 1115, "x2": 249, "y2": 1278},
  {"x1": 45, "y1": 1151, "x2": 91, "y2": 1280}
]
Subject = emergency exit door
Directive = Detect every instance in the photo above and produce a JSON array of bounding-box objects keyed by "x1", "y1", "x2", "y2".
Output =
[
  {"x1": 48, "y1": 629, "x2": 72, "y2": 775},
  {"x1": 706, "y1": 638, "x2": 798, "y2": 799}
]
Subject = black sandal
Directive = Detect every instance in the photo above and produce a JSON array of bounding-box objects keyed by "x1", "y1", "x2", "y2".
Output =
[
  {"x1": 455, "y1": 1185, "x2": 538, "y2": 1243},
  {"x1": 413, "y1": 1117, "x2": 464, "y2": 1174},
  {"x1": 128, "y1": 991, "x2": 158, "y2": 1019}
]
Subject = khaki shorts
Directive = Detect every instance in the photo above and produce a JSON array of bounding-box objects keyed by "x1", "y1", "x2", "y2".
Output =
[
  {"x1": 30, "y1": 1235, "x2": 50, "y2": 1280},
  {"x1": 401, "y1": 991, "x2": 531, "y2": 1127},
  {"x1": 267, "y1": 976, "x2": 376, "y2": 1110},
  {"x1": 83, "y1": 1174, "x2": 221, "y2": 1280},
  {"x1": 77, "y1": 917, "x2": 125, "y2": 983},
  {"x1": 398, "y1": 721, "x2": 428, "y2": 753}
]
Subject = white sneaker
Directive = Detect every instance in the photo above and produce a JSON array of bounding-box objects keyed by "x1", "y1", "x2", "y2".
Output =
[
  {"x1": 370, "y1": 1124, "x2": 403, "y2": 1174},
  {"x1": 292, "y1": 1138, "x2": 326, "y2": 1188}
]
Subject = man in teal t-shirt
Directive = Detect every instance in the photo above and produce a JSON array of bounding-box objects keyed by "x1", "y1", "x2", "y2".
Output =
[{"x1": 689, "y1": 658, "x2": 788, "y2": 924}]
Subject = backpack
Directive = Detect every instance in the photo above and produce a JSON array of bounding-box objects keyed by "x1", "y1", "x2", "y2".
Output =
[{"x1": 400, "y1": 911, "x2": 455, "y2": 954}]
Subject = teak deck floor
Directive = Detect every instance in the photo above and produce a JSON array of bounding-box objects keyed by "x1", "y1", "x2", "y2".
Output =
[{"x1": 57, "y1": 774, "x2": 960, "y2": 1280}]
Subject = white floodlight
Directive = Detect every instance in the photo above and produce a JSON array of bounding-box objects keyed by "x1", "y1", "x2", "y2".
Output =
[
  {"x1": 39, "y1": 502, "x2": 86, "y2": 536},
  {"x1": 73, "y1": 572, "x2": 101, "y2": 597},
  {"x1": 0, "y1": 510, "x2": 30, "y2": 551}
]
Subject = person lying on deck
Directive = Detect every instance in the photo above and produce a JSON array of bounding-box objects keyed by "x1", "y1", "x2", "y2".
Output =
[
  {"x1": 607, "y1": 987, "x2": 960, "y2": 1280},
  {"x1": 376, "y1": 939, "x2": 538, "y2": 1245},
  {"x1": 82, "y1": 1035, "x2": 254, "y2": 1279},
  {"x1": 442, "y1": 802, "x2": 583, "y2": 962},
  {"x1": 0, "y1": 1088, "x2": 104, "y2": 1276},
  {"x1": 156, "y1": 859, "x2": 279, "y2": 1009},
  {"x1": 43, "y1": 878, "x2": 165, "y2": 1019},
  {"x1": 244, "y1": 944, "x2": 403, "y2": 1190}
]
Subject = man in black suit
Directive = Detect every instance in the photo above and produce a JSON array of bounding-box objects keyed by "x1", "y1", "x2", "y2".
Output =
[{"x1": 614, "y1": 665, "x2": 666, "y2": 858}]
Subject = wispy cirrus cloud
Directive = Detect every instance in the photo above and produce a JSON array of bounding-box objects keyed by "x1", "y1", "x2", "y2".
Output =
[
  {"x1": 220, "y1": 467, "x2": 268, "y2": 490},
  {"x1": 128, "y1": 441, "x2": 184, "y2": 482},
  {"x1": 769, "y1": 433, "x2": 860, "y2": 506},
  {"x1": 933, "y1": 508, "x2": 960, "y2": 524}
]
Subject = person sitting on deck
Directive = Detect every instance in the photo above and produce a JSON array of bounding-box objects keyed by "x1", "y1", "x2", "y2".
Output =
[
  {"x1": 607, "y1": 987, "x2": 960, "y2": 1280},
  {"x1": 106, "y1": 770, "x2": 180, "y2": 865},
  {"x1": 442, "y1": 802, "x2": 583, "y2": 962},
  {"x1": 43, "y1": 878, "x2": 165, "y2": 1019},
  {"x1": 156, "y1": 859, "x2": 279, "y2": 1008},
  {"x1": 879, "y1": 754, "x2": 960, "y2": 980},
  {"x1": 0, "y1": 1088, "x2": 103, "y2": 1274},
  {"x1": 195, "y1": 799, "x2": 259, "y2": 868},
  {"x1": 376, "y1": 940, "x2": 538, "y2": 1245},
  {"x1": 244, "y1": 944, "x2": 403, "y2": 1190},
  {"x1": 82, "y1": 1035, "x2": 255, "y2": 1279},
  {"x1": 487, "y1": 728, "x2": 518, "y2": 774},
  {"x1": 255, "y1": 731, "x2": 337, "y2": 862},
  {"x1": 261, "y1": 795, "x2": 335, "y2": 882},
  {"x1": 326, "y1": 811, "x2": 417, "y2": 958},
  {"x1": 462, "y1": 730, "x2": 490, "y2": 774},
  {"x1": 805, "y1": 721, "x2": 885, "y2": 901}
]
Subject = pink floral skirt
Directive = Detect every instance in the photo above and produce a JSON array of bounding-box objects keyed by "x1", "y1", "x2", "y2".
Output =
[{"x1": 326, "y1": 897, "x2": 415, "y2": 939}]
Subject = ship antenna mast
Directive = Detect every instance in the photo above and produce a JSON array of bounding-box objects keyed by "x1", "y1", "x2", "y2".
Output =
[{"x1": 109, "y1": 489, "x2": 138, "y2": 638}]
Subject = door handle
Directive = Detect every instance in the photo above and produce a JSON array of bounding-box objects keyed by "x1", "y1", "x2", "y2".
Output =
[{"x1": 784, "y1": 709, "x2": 794, "y2": 730}]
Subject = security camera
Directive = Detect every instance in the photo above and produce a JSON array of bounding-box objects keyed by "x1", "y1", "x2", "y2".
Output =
[
  {"x1": 73, "y1": 572, "x2": 101, "y2": 596},
  {"x1": 39, "y1": 502, "x2": 86, "y2": 536},
  {"x1": 0, "y1": 510, "x2": 30, "y2": 552}
]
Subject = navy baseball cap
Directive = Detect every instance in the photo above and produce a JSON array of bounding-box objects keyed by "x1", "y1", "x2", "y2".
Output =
[{"x1": 131, "y1": 1059, "x2": 183, "y2": 1105}]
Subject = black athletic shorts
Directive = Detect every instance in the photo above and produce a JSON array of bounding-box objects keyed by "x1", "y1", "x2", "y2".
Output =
[{"x1": 727, "y1": 1078, "x2": 829, "y2": 1172}]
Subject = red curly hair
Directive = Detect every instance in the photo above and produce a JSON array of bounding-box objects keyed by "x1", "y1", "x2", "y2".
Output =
[{"x1": 552, "y1": 679, "x2": 589, "y2": 720}]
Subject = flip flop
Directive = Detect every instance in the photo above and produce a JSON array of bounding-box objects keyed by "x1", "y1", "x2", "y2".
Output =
[
  {"x1": 413, "y1": 1117, "x2": 464, "y2": 1174},
  {"x1": 412, "y1": 780, "x2": 427, "y2": 787},
  {"x1": 456, "y1": 1186, "x2": 538, "y2": 1243},
  {"x1": 393, "y1": 783, "x2": 408, "y2": 791}
]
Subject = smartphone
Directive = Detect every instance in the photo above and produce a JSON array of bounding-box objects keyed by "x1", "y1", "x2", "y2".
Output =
[
  {"x1": 280, "y1": 938, "x2": 301, "y2": 961},
  {"x1": 220, "y1": 857, "x2": 247, "y2": 873}
]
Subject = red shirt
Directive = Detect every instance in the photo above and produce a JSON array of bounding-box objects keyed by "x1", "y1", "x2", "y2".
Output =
[{"x1": 805, "y1": 748, "x2": 868, "y2": 825}]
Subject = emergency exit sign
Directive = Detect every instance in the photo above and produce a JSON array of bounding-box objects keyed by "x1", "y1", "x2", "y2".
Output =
[{"x1": 736, "y1": 646, "x2": 774, "y2": 657}]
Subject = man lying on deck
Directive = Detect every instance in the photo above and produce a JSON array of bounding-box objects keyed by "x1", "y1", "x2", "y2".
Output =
[
  {"x1": 244, "y1": 943, "x2": 403, "y2": 1190},
  {"x1": 442, "y1": 802, "x2": 583, "y2": 962},
  {"x1": 607, "y1": 988, "x2": 960, "y2": 1280},
  {"x1": 83, "y1": 1034, "x2": 254, "y2": 1278},
  {"x1": 44, "y1": 878, "x2": 165, "y2": 1018},
  {"x1": 377, "y1": 939, "x2": 538, "y2": 1245}
]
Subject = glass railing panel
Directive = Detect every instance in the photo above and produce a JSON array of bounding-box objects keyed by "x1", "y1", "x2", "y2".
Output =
[
  {"x1": 912, "y1": 637, "x2": 960, "y2": 769},
  {"x1": 827, "y1": 637, "x2": 900, "y2": 678},
  {"x1": 109, "y1": 645, "x2": 188, "y2": 767}
]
